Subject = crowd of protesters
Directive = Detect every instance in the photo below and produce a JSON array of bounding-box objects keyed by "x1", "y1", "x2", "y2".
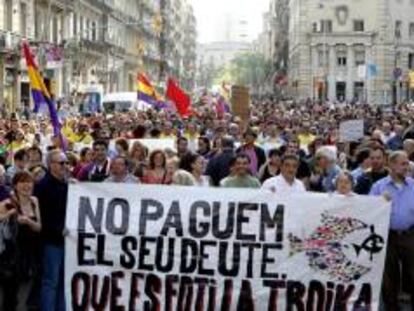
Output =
[{"x1": 0, "y1": 98, "x2": 413, "y2": 310}]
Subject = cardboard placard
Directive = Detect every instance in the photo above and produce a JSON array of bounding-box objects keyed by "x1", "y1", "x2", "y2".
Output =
[
  {"x1": 231, "y1": 85, "x2": 250, "y2": 121},
  {"x1": 339, "y1": 119, "x2": 365, "y2": 142}
]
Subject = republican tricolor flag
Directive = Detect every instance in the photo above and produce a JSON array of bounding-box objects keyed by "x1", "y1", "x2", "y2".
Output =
[
  {"x1": 22, "y1": 41, "x2": 61, "y2": 137},
  {"x1": 138, "y1": 73, "x2": 162, "y2": 102}
]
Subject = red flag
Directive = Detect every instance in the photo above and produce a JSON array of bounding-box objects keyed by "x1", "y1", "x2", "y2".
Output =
[{"x1": 166, "y1": 78, "x2": 191, "y2": 117}]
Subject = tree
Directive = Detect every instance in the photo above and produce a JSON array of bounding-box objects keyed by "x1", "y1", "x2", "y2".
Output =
[{"x1": 214, "y1": 53, "x2": 270, "y2": 91}]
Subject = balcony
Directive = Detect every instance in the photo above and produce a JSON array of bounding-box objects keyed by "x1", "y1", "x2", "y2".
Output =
[
  {"x1": 36, "y1": 0, "x2": 74, "y2": 11},
  {"x1": 143, "y1": 49, "x2": 162, "y2": 63},
  {"x1": 0, "y1": 32, "x2": 21, "y2": 54},
  {"x1": 79, "y1": 38, "x2": 109, "y2": 54}
]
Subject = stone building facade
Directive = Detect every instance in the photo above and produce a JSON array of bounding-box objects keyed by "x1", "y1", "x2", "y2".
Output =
[
  {"x1": 0, "y1": 0, "x2": 197, "y2": 112},
  {"x1": 288, "y1": 0, "x2": 414, "y2": 103}
]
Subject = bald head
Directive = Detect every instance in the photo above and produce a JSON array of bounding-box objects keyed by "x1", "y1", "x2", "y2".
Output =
[{"x1": 389, "y1": 151, "x2": 410, "y2": 180}]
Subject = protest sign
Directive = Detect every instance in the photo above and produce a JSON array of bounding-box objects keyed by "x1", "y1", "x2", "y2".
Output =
[
  {"x1": 231, "y1": 85, "x2": 250, "y2": 123},
  {"x1": 339, "y1": 119, "x2": 365, "y2": 142},
  {"x1": 66, "y1": 184, "x2": 390, "y2": 310},
  {"x1": 409, "y1": 71, "x2": 414, "y2": 89}
]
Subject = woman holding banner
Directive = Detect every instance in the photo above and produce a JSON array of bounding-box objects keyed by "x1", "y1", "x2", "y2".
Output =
[
  {"x1": 0, "y1": 171, "x2": 41, "y2": 311},
  {"x1": 179, "y1": 153, "x2": 210, "y2": 187},
  {"x1": 334, "y1": 171, "x2": 355, "y2": 196},
  {"x1": 142, "y1": 150, "x2": 171, "y2": 184},
  {"x1": 129, "y1": 141, "x2": 148, "y2": 175},
  {"x1": 258, "y1": 148, "x2": 282, "y2": 183}
]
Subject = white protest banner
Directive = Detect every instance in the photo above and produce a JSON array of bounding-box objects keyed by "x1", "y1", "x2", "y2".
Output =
[
  {"x1": 109, "y1": 138, "x2": 176, "y2": 152},
  {"x1": 73, "y1": 142, "x2": 92, "y2": 153},
  {"x1": 339, "y1": 119, "x2": 365, "y2": 142},
  {"x1": 66, "y1": 184, "x2": 390, "y2": 310},
  {"x1": 72, "y1": 138, "x2": 176, "y2": 153}
]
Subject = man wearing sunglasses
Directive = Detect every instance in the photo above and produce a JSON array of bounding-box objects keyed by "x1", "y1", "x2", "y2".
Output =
[{"x1": 34, "y1": 150, "x2": 69, "y2": 311}]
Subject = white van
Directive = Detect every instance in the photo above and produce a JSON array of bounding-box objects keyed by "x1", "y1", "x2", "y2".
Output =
[
  {"x1": 78, "y1": 84, "x2": 104, "y2": 115},
  {"x1": 102, "y1": 92, "x2": 151, "y2": 113}
]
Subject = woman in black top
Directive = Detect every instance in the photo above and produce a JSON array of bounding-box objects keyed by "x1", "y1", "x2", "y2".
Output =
[
  {"x1": 0, "y1": 171, "x2": 41, "y2": 311},
  {"x1": 258, "y1": 148, "x2": 282, "y2": 183}
]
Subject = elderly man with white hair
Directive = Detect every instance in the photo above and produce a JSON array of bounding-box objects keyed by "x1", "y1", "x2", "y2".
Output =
[{"x1": 309, "y1": 146, "x2": 341, "y2": 192}]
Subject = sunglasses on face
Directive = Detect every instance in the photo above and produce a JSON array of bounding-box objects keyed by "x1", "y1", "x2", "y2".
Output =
[{"x1": 53, "y1": 161, "x2": 69, "y2": 166}]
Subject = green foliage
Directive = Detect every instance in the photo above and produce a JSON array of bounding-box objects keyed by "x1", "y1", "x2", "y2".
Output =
[{"x1": 214, "y1": 53, "x2": 269, "y2": 86}]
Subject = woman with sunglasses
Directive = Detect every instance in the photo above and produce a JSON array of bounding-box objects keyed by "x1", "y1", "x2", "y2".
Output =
[{"x1": 0, "y1": 171, "x2": 41, "y2": 311}]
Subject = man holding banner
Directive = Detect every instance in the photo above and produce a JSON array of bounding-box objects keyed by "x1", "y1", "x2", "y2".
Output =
[
  {"x1": 370, "y1": 151, "x2": 414, "y2": 310},
  {"x1": 262, "y1": 154, "x2": 306, "y2": 194},
  {"x1": 34, "y1": 150, "x2": 69, "y2": 311},
  {"x1": 220, "y1": 153, "x2": 261, "y2": 188}
]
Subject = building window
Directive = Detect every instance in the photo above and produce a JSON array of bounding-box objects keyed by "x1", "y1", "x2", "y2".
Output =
[
  {"x1": 321, "y1": 20, "x2": 332, "y2": 33},
  {"x1": 395, "y1": 20, "x2": 402, "y2": 38},
  {"x1": 91, "y1": 21, "x2": 97, "y2": 41},
  {"x1": 73, "y1": 13, "x2": 77, "y2": 36},
  {"x1": 79, "y1": 16, "x2": 84, "y2": 39},
  {"x1": 409, "y1": 23, "x2": 414, "y2": 39},
  {"x1": 409, "y1": 53, "x2": 414, "y2": 69},
  {"x1": 52, "y1": 17, "x2": 58, "y2": 43},
  {"x1": 337, "y1": 51, "x2": 347, "y2": 67},
  {"x1": 355, "y1": 50, "x2": 365, "y2": 66},
  {"x1": 86, "y1": 19, "x2": 90, "y2": 40},
  {"x1": 353, "y1": 20, "x2": 364, "y2": 32},
  {"x1": 20, "y1": 2, "x2": 27, "y2": 37},
  {"x1": 318, "y1": 50, "x2": 324, "y2": 66},
  {"x1": 312, "y1": 22, "x2": 317, "y2": 33},
  {"x1": 5, "y1": 0, "x2": 13, "y2": 31}
]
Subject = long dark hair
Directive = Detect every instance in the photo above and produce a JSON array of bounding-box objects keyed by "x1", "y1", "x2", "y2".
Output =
[
  {"x1": 148, "y1": 150, "x2": 166, "y2": 170},
  {"x1": 179, "y1": 153, "x2": 199, "y2": 173}
]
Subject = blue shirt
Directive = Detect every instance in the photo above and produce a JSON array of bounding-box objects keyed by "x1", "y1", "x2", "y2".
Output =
[
  {"x1": 370, "y1": 176, "x2": 414, "y2": 230},
  {"x1": 351, "y1": 167, "x2": 364, "y2": 183},
  {"x1": 386, "y1": 135, "x2": 403, "y2": 151},
  {"x1": 322, "y1": 165, "x2": 341, "y2": 193}
]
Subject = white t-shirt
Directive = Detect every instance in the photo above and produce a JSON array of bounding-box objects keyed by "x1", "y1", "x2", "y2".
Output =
[
  {"x1": 194, "y1": 175, "x2": 211, "y2": 187},
  {"x1": 261, "y1": 174, "x2": 306, "y2": 195}
]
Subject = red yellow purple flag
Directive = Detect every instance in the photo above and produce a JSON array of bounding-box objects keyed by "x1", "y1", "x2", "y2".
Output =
[{"x1": 22, "y1": 41, "x2": 61, "y2": 137}]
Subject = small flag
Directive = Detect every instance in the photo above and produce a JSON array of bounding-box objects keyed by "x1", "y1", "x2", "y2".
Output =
[
  {"x1": 220, "y1": 82, "x2": 231, "y2": 101},
  {"x1": 166, "y1": 78, "x2": 191, "y2": 117},
  {"x1": 137, "y1": 73, "x2": 165, "y2": 108},
  {"x1": 215, "y1": 95, "x2": 230, "y2": 117}
]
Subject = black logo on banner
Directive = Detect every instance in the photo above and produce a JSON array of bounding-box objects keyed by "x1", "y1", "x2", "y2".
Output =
[{"x1": 353, "y1": 225, "x2": 384, "y2": 261}]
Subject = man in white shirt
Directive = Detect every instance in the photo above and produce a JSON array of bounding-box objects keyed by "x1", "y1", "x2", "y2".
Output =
[
  {"x1": 105, "y1": 156, "x2": 139, "y2": 184},
  {"x1": 262, "y1": 154, "x2": 306, "y2": 194}
]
